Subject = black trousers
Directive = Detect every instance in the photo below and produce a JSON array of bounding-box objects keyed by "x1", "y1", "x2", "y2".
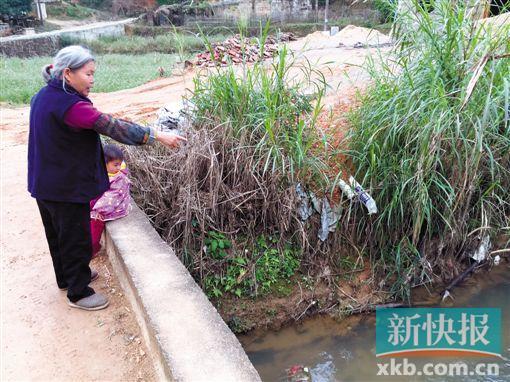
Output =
[{"x1": 36, "y1": 199, "x2": 95, "y2": 302}]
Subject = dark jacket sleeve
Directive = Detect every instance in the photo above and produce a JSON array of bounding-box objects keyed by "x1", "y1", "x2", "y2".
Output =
[
  {"x1": 93, "y1": 113, "x2": 154, "y2": 145},
  {"x1": 64, "y1": 101, "x2": 155, "y2": 145}
]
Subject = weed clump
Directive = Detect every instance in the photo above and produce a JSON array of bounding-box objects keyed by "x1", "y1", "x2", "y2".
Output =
[{"x1": 127, "y1": 29, "x2": 334, "y2": 298}]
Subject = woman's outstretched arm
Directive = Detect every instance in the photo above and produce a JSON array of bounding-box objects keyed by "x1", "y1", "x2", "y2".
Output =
[{"x1": 64, "y1": 101, "x2": 186, "y2": 147}]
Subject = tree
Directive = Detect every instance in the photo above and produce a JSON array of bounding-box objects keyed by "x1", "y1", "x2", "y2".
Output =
[{"x1": 0, "y1": 0, "x2": 32, "y2": 15}]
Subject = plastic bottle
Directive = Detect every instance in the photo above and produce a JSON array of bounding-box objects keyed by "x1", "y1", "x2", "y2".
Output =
[{"x1": 349, "y1": 176, "x2": 378, "y2": 215}]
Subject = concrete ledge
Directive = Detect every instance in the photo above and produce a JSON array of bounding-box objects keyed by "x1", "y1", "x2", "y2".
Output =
[
  {"x1": 104, "y1": 202, "x2": 261, "y2": 382},
  {"x1": 0, "y1": 19, "x2": 136, "y2": 42},
  {"x1": 0, "y1": 19, "x2": 136, "y2": 57}
]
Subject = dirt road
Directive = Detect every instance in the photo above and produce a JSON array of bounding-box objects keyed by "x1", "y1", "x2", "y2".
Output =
[{"x1": 0, "y1": 30, "x2": 386, "y2": 381}]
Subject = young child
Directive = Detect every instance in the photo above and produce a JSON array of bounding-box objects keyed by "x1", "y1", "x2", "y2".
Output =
[{"x1": 90, "y1": 144, "x2": 131, "y2": 257}]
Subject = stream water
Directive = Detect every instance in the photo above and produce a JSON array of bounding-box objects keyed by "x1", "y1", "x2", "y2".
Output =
[{"x1": 240, "y1": 263, "x2": 510, "y2": 382}]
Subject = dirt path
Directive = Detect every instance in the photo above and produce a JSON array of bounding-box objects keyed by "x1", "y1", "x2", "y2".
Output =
[
  {"x1": 0, "y1": 32, "x2": 387, "y2": 380},
  {"x1": 0, "y1": 111, "x2": 156, "y2": 381}
]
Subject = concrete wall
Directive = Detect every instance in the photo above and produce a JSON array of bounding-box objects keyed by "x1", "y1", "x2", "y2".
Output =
[
  {"x1": 0, "y1": 34, "x2": 60, "y2": 57},
  {"x1": 105, "y1": 203, "x2": 261, "y2": 382},
  {"x1": 183, "y1": 0, "x2": 380, "y2": 27},
  {"x1": 185, "y1": 0, "x2": 313, "y2": 24},
  {"x1": 0, "y1": 19, "x2": 135, "y2": 57}
]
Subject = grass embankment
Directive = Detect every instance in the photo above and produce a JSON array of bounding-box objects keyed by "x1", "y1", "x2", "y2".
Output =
[
  {"x1": 62, "y1": 33, "x2": 230, "y2": 55},
  {"x1": 127, "y1": 1, "x2": 509, "y2": 329},
  {"x1": 0, "y1": 53, "x2": 178, "y2": 104},
  {"x1": 347, "y1": 0, "x2": 510, "y2": 298}
]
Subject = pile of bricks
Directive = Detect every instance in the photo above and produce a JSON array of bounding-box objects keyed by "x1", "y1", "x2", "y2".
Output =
[{"x1": 195, "y1": 33, "x2": 297, "y2": 67}]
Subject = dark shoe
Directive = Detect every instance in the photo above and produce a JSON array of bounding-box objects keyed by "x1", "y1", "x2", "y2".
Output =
[
  {"x1": 59, "y1": 269, "x2": 99, "y2": 291},
  {"x1": 68, "y1": 293, "x2": 109, "y2": 311}
]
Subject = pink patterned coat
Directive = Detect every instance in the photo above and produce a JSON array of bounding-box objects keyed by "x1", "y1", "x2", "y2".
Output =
[{"x1": 90, "y1": 169, "x2": 131, "y2": 221}]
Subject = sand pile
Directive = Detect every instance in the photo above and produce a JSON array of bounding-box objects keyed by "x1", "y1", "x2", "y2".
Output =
[
  {"x1": 288, "y1": 25, "x2": 391, "y2": 51},
  {"x1": 478, "y1": 12, "x2": 510, "y2": 29}
]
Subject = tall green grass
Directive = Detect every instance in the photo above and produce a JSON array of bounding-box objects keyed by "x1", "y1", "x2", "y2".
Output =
[
  {"x1": 190, "y1": 27, "x2": 328, "y2": 183},
  {"x1": 347, "y1": 0, "x2": 510, "y2": 298},
  {"x1": 0, "y1": 53, "x2": 179, "y2": 104}
]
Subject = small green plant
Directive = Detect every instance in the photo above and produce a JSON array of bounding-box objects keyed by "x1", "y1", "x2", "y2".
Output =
[
  {"x1": 225, "y1": 257, "x2": 247, "y2": 297},
  {"x1": 204, "y1": 231, "x2": 231, "y2": 259},
  {"x1": 253, "y1": 235, "x2": 300, "y2": 293},
  {"x1": 203, "y1": 256, "x2": 247, "y2": 298},
  {"x1": 204, "y1": 274, "x2": 224, "y2": 298},
  {"x1": 202, "y1": 234, "x2": 300, "y2": 299}
]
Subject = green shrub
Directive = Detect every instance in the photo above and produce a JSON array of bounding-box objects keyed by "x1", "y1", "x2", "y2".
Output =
[
  {"x1": 46, "y1": 2, "x2": 97, "y2": 19},
  {"x1": 0, "y1": 0, "x2": 31, "y2": 15},
  {"x1": 125, "y1": 26, "x2": 329, "y2": 299},
  {"x1": 65, "y1": 4, "x2": 94, "y2": 18}
]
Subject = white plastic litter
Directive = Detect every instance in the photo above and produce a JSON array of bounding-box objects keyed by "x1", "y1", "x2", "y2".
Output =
[
  {"x1": 310, "y1": 192, "x2": 322, "y2": 214},
  {"x1": 441, "y1": 289, "x2": 454, "y2": 302},
  {"x1": 318, "y1": 198, "x2": 342, "y2": 241},
  {"x1": 293, "y1": 183, "x2": 343, "y2": 241},
  {"x1": 494, "y1": 255, "x2": 501, "y2": 266},
  {"x1": 349, "y1": 176, "x2": 378, "y2": 215},
  {"x1": 337, "y1": 179, "x2": 355, "y2": 199},
  {"x1": 154, "y1": 99, "x2": 195, "y2": 135},
  {"x1": 470, "y1": 235, "x2": 491, "y2": 262}
]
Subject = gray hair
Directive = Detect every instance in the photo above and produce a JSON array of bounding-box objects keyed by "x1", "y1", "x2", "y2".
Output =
[{"x1": 42, "y1": 45, "x2": 95, "y2": 83}]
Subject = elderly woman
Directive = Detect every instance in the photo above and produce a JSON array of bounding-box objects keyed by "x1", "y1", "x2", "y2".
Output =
[{"x1": 28, "y1": 45, "x2": 185, "y2": 311}]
